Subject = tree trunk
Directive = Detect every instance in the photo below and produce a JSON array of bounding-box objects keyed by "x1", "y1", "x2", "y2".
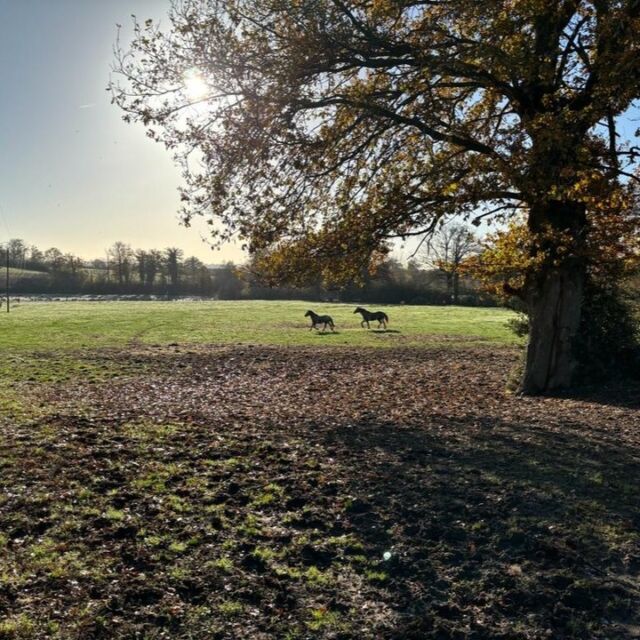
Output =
[
  {"x1": 520, "y1": 261, "x2": 585, "y2": 394},
  {"x1": 445, "y1": 272, "x2": 453, "y2": 303},
  {"x1": 519, "y1": 200, "x2": 587, "y2": 395},
  {"x1": 452, "y1": 272, "x2": 460, "y2": 305}
]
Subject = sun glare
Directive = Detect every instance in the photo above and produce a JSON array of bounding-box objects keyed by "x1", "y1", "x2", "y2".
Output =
[{"x1": 183, "y1": 68, "x2": 208, "y2": 101}]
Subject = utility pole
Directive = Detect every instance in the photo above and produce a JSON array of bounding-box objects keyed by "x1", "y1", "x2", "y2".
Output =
[{"x1": 5, "y1": 247, "x2": 9, "y2": 313}]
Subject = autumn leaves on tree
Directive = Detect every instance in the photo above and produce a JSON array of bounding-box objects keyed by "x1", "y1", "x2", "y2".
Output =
[{"x1": 111, "y1": 1, "x2": 640, "y2": 394}]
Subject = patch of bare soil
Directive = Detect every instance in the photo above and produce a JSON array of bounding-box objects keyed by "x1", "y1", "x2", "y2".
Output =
[{"x1": 1, "y1": 345, "x2": 639, "y2": 639}]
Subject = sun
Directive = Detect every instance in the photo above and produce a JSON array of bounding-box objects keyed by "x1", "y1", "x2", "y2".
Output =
[{"x1": 183, "y1": 68, "x2": 208, "y2": 101}]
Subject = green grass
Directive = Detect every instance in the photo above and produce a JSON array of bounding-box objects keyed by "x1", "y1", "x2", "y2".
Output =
[{"x1": 0, "y1": 300, "x2": 518, "y2": 351}]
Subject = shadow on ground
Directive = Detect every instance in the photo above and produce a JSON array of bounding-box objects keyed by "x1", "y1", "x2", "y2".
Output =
[{"x1": 321, "y1": 413, "x2": 640, "y2": 638}]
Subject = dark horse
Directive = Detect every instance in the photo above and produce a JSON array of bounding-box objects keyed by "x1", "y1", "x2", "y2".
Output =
[
  {"x1": 305, "y1": 310, "x2": 336, "y2": 332},
  {"x1": 354, "y1": 306, "x2": 389, "y2": 329}
]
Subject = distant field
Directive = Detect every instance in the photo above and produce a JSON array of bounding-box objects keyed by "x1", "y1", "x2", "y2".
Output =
[
  {"x1": 6, "y1": 267, "x2": 50, "y2": 281},
  {"x1": 6, "y1": 267, "x2": 49, "y2": 277},
  {"x1": 0, "y1": 300, "x2": 519, "y2": 351}
]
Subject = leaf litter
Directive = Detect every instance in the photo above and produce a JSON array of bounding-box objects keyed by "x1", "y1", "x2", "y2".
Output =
[{"x1": 0, "y1": 343, "x2": 639, "y2": 639}]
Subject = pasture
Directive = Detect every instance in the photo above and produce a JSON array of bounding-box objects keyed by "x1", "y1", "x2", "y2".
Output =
[
  {"x1": 1, "y1": 301, "x2": 638, "y2": 639},
  {"x1": 0, "y1": 300, "x2": 516, "y2": 351}
]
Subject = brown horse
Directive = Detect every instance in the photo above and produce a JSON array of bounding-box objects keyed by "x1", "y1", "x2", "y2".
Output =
[
  {"x1": 305, "y1": 310, "x2": 336, "y2": 332},
  {"x1": 354, "y1": 306, "x2": 389, "y2": 329}
]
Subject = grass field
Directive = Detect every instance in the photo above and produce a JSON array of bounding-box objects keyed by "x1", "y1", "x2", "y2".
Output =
[
  {"x1": 1, "y1": 301, "x2": 639, "y2": 639},
  {"x1": 0, "y1": 300, "x2": 517, "y2": 351}
]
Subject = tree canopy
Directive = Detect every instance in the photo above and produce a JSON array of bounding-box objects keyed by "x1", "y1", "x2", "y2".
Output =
[{"x1": 112, "y1": 1, "x2": 639, "y2": 268}]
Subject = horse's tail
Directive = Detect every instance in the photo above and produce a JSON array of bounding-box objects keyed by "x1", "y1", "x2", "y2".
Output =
[
  {"x1": 329, "y1": 317, "x2": 335, "y2": 328},
  {"x1": 383, "y1": 312, "x2": 389, "y2": 323}
]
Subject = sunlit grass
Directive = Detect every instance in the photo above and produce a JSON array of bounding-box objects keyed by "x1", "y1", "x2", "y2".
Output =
[{"x1": 0, "y1": 300, "x2": 519, "y2": 351}]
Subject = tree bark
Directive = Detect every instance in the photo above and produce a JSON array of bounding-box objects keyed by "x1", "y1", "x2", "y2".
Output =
[
  {"x1": 445, "y1": 272, "x2": 453, "y2": 303},
  {"x1": 519, "y1": 200, "x2": 587, "y2": 395},
  {"x1": 520, "y1": 261, "x2": 585, "y2": 394},
  {"x1": 452, "y1": 272, "x2": 460, "y2": 305}
]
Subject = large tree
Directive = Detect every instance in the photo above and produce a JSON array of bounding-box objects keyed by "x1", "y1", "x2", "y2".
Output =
[{"x1": 111, "y1": 0, "x2": 640, "y2": 394}]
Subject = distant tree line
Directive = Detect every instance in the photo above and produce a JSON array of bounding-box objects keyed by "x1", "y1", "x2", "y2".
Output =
[
  {"x1": 0, "y1": 239, "x2": 223, "y2": 297},
  {"x1": 244, "y1": 256, "x2": 495, "y2": 306},
  {"x1": 0, "y1": 229, "x2": 496, "y2": 305}
]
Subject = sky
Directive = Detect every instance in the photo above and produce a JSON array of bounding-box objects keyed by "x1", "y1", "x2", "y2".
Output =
[
  {"x1": 1, "y1": 2, "x2": 638, "y2": 265},
  {"x1": 0, "y1": 0, "x2": 243, "y2": 263}
]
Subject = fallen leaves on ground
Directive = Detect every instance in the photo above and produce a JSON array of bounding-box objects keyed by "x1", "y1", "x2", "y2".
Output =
[{"x1": 0, "y1": 344, "x2": 639, "y2": 639}]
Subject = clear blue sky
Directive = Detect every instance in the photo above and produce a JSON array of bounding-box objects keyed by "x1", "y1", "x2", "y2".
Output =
[{"x1": 0, "y1": 0, "x2": 241, "y2": 262}]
